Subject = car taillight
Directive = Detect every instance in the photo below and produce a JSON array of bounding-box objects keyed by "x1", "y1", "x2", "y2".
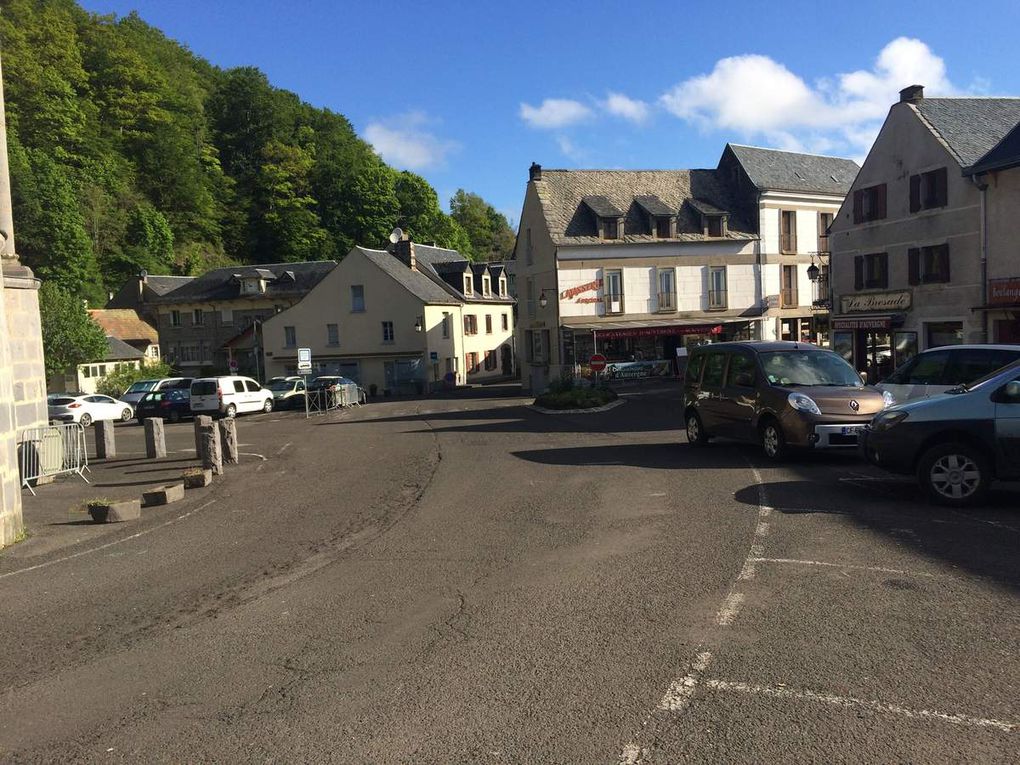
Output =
[
  {"x1": 160, "y1": 401, "x2": 172, "y2": 408},
  {"x1": 217, "y1": 388, "x2": 223, "y2": 400},
  {"x1": 68, "y1": 403, "x2": 81, "y2": 408}
]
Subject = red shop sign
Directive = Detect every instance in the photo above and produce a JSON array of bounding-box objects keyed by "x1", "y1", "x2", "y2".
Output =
[
  {"x1": 595, "y1": 324, "x2": 723, "y2": 340},
  {"x1": 989, "y1": 277, "x2": 1020, "y2": 306}
]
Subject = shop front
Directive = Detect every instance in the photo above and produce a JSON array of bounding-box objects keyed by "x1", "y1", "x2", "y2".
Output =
[
  {"x1": 980, "y1": 277, "x2": 1020, "y2": 343},
  {"x1": 832, "y1": 290, "x2": 913, "y2": 382}
]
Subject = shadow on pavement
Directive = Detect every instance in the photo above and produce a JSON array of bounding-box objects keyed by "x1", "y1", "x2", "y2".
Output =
[
  {"x1": 512, "y1": 442, "x2": 765, "y2": 470},
  {"x1": 732, "y1": 479, "x2": 1020, "y2": 591}
]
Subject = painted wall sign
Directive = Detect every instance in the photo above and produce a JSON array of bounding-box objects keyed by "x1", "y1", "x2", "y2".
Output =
[
  {"x1": 989, "y1": 277, "x2": 1020, "y2": 306},
  {"x1": 560, "y1": 279, "x2": 602, "y2": 301},
  {"x1": 840, "y1": 291, "x2": 911, "y2": 314}
]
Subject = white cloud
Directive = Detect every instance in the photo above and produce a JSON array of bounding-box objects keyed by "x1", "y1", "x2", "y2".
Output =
[
  {"x1": 603, "y1": 92, "x2": 650, "y2": 123},
  {"x1": 520, "y1": 98, "x2": 593, "y2": 129},
  {"x1": 556, "y1": 135, "x2": 584, "y2": 161},
  {"x1": 659, "y1": 37, "x2": 962, "y2": 156},
  {"x1": 363, "y1": 111, "x2": 457, "y2": 170}
]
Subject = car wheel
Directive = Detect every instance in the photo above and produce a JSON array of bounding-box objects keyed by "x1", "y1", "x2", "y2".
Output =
[
  {"x1": 685, "y1": 411, "x2": 710, "y2": 447},
  {"x1": 263, "y1": 398, "x2": 273, "y2": 413},
  {"x1": 168, "y1": 410, "x2": 181, "y2": 424},
  {"x1": 121, "y1": 408, "x2": 133, "y2": 422},
  {"x1": 224, "y1": 403, "x2": 237, "y2": 418},
  {"x1": 79, "y1": 413, "x2": 93, "y2": 427},
  {"x1": 761, "y1": 419, "x2": 787, "y2": 462},
  {"x1": 917, "y1": 442, "x2": 991, "y2": 507}
]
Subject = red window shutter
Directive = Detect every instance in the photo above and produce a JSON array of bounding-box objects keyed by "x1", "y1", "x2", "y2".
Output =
[
  {"x1": 909, "y1": 175, "x2": 921, "y2": 213},
  {"x1": 853, "y1": 190, "x2": 863, "y2": 224},
  {"x1": 908, "y1": 248, "x2": 920, "y2": 285},
  {"x1": 876, "y1": 184, "x2": 887, "y2": 219},
  {"x1": 854, "y1": 256, "x2": 864, "y2": 290},
  {"x1": 935, "y1": 168, "x2": 948, "y2": 207}
]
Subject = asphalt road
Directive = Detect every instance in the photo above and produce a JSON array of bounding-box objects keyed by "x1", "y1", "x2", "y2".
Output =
[{"x1": 0, "y1": 386, "x2": 1017, "y2": 763}]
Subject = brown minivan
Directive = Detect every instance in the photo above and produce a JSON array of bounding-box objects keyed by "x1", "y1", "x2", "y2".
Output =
[{"x1": 682, "y1": 341, "x2": 888, "y2": 460}]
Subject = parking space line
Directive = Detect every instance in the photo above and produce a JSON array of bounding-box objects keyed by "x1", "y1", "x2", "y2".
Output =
[
  {"x1": 704, "y1": 678, "x2": 1018, "y2": 732},
  {"x1": 715, "y1": 593, "x2": 745, "y2": 626},
  {"x1": 658, "y1": 650, "x2": 713, "y2": 712},
  {"x1": 749, "y1": 557, "x2": 935, "y2": 577}
]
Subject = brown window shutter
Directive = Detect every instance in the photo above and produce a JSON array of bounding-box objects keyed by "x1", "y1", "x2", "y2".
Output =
[
  {"x1": 935, "y1": 168, "x2": 948, "y2": 207},
  {"x1": 908, "y1": 248, "x2": 920, "y2": 285},
  {"x1": 876, "y1": 184, "x2": 887, "y2": 219},
  {"x1": 853, "y1": 190, "x2": 863, "y2": 223},
  {"x1": 854, "y1": 256, "x2": 864, "y2": 289},
  {"x1": 909, "y1": 175, "x2": 921, "y2": 212}
]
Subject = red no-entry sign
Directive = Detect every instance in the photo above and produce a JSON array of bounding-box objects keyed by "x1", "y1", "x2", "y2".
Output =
[{"x1": 589, "y1": 353, "x2": 607, "y2": 372}]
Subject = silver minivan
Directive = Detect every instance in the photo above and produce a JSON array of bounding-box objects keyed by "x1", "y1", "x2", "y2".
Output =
[{"x1": 877, "y1": 345, "x2": 1020, "y2": 406}]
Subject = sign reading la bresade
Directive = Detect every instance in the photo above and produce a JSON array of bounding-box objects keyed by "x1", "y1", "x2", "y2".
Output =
[{"x1": 840, "y1": 290, "x2": 911, "y2": 314}]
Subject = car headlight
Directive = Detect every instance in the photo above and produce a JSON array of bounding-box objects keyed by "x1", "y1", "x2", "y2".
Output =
[
  {"x1": 871, "y1": 410, "x2": 909, "y2": 432},
  {"x1": 882, "y1": 390, "x2": 895, "y2": 408},
  {"x1": 788, "y1": 392, "x2": 821, "y2": 415}
]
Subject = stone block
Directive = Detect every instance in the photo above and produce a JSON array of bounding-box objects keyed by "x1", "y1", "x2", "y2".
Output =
[
  {"x1": 95, "y1": 420, "x2": 116, "y2": 459},
  {"x1": 194, "y1": 415, "x2": 212, "y2": 455},
  {"x1": 144, "y1": 417, "x2": 167, "y2": 459},
  {"x1": 183, "y1": 468, "x2": 213, "y2": 489},
  {"x1": 218, "y1": 417, "x2": 239, "y2": 464},
  {"x1": 87, "y1": 498, "x2": 141, "y2": 523},
  {"x1": 200, "y1": 424, "x2": 223, "y2": 475},
  {"x1": 142, "y1": 482, "x2": 185, "y2": 506}
]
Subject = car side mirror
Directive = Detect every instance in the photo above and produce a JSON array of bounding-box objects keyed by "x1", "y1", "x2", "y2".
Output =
[
  {"x1": 859, "y1": 371, "x2": 868, "y2": 385},
  {"x1": 735, "y1": 373, "x2": 754, "y2": 388},
  {"x1": 1005, "y1": 380, "x2": 1020, "y2": 400}
]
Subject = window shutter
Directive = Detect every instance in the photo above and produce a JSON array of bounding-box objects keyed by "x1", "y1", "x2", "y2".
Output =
[
  {"x1": 908, "y1": 248, "x2": 920, "y2": 285},
  {"x1": 935, "y1": 168, "x2": 948, "y2": 207},
  {"x1": 909, "y1": 175, "x2": 921, "y2": 212},
  {"x1": 876, "y1": 184, "x2": 887, "y2": 219},
  {"x1": 789, "y1": 212, "x2": 797, "y2": 252},
  {"x1": 853, "y1": 190, "x2": 863, "y2": 223},
  {"x1": 854, "y1": 256, "x2": 864, "y2": 290}
]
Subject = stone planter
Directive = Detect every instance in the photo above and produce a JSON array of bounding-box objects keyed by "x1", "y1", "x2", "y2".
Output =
[
  {"x1": 86, "y1": 499, "x2": 141, "y2": 523},
  {"x1": 183, "y1": 468, "x2": 213, "y2": 489},
  {"x1": 142, "y1": 483, "x2": 185, "y2": 506}
]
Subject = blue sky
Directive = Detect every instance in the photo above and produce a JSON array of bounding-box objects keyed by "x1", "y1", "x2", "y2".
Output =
[{"x1": 80, "y1": 0, "x2": 1020, "y2": 226}]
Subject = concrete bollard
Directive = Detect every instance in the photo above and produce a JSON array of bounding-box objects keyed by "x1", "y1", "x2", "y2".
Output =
[
  {"x1": 194, "y1": 415, "x2": 212, "y2": 456},
  {"x1": 218, "y1": 417, "x2": 239, "y2": 465},
  {"x1": 95, "y1": 420, "x2": 116, "y2": 459},
  {"x1": 144, "y1": 417, "x2": 167, "y2": 459},
  {"x1": 200, "y1": 423, "x2": 223, "y2": 475}
]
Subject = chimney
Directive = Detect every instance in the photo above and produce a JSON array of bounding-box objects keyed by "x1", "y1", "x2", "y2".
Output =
[
  {"x1": 394, "y1": 236, "x2": 416, "y2": 271},
  {"x1": 899, "y1": 84, "x2": 924, "y2": 103},
  {"x1": 137, "y1": 269, "x2": 148, "y2": 303},
  {"x1": 529, "y1": 162, "x2": 542, "y2": 182}
]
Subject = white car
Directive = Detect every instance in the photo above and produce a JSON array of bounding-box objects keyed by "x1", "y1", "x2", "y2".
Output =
[
  {"x1": 48, "y1": 394, "x2": 134, "y2": 426},
  {"x1": 877, "y1": 345, "x2": 1020, "y2": 405},
  {"x1": 190, "y1": 376, "x2": 274, "y2": 418}
]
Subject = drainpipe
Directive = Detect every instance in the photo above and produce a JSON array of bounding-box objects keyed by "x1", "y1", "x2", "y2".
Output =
[{"x1": 971, "y1": 173, "x2": 989, "y2": 342}]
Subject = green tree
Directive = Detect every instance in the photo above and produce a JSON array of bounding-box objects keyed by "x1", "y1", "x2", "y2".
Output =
[
  {"x1": 38, "y1": 282, "x2": 108, "y2": 379},
  {"x1": 330, "y1": 163, "x2": 400, "y2": 251},
  {"x1": 96, "y1": 359, "x2": 172, "y2": 397},
  {"x1": 450, "y1": 189, "x2": 516, "y2": 261}
]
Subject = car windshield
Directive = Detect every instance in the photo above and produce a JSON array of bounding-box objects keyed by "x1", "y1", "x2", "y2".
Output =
[
  {"x1": 126, "y1": 381, "x2": 157, "y2": 393},
  {"x1": 949, "y1": 358, "x2": 1020, "y2": 393},
  {"x1": 760, "y1": 351, "x2": 863, "y2": 388},
  {"x1": 268, "y1": 380, "x2": 294, "y2": 391}
]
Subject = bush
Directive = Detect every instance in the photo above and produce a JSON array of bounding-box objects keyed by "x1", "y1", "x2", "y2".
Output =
[
  {"x1": 96, "y1": 361, "x2": 173, "y2": 398},
  {"x1": 534, "y1": 387, "x2": 618, "y2": 411}
]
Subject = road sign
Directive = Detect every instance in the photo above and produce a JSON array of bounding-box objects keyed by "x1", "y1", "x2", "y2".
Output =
[
  {"x1": 589, "y1": 353, "x2": 607, "y2": 372},
  {"x1": 430, "y1": 351, "x2": 439, "y2": 362},
  {"x1": 297, "y1": 347, "x2": 312, "y2": 372},
  {"x1": 228, "y1": 358, "x2": 238, "y2": 372}
]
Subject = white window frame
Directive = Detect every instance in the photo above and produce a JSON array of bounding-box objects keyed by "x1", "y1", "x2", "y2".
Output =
[
  {"x1": 170, "y1": 310, "x2": 181, "y2": 327},
  {"x1": 193, "y1": 308, "x2": 204, "y2": 326},
  {"x1": 382, "y1": 321, "x2": 394, "y2": 343},
  {"x1": 284, "y1": 326, "x2": 296, "y2": 347},
  {"x1": 463, "y1": 274, "x2": 474, "y2": 296},
  {"x1": 327, "y1": 323, "x2": 339, "y2": 346}
]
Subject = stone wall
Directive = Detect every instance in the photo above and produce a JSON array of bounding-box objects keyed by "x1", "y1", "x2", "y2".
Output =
[
  {"x1": 0, "y1": 274, "x2": 24, "y2": 545},
  {"x1": 4, "y1": 273, "x2": 46, "y2": 430}
]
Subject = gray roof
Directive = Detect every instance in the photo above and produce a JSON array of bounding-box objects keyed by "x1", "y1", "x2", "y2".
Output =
[
  {"x1": 688, "y1": 198, "x2": 729, "y2": 216},
  {"x1": 414, "y1": 246, "x2": 514, "y2": 304},
  {"x1": 582, "y1": 195, "x2": 625, "y2": 218},
  {"x1": 145, "y1": 275, "x2": 194, "y2": 296},
  {"x1": 966, "y1": 120, "x2": 1020, "y2": 174},
  {"x1": 913, "y1": 98, "x2": 1020, "y2": 167},
  {"x1": 357, "y1": 247, "x2": 461, "y2": 305},
  {"x1": 727, "y1": 144, "x2": 860, "y2": 194},
  {"x1": 533, "y1": 169, "x2": 757, "y2": 246},
  {"x1": 104, "y1": 336, "x2": 145, "y2": 361},
  {"x1": 156, "y1": 261, "x2": 337, "y2": 303},
  {"x1": 634, "y1": 195, "x2": 675, "y2": 217}
]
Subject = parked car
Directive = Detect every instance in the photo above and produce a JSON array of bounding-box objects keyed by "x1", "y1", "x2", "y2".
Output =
[
  {"x1": 877, "y1": 345, "x2": 1020, "y2": 405},
  {"x1": 308, "y1": 375, "x2": 356, "y2": 390},
  {"x1": 267, "y1": 377, "x2": 306, "y2": 409},
  {"x1": 48, "y1": 394, "x2": 134, "y2": 426},
  {"x1": 190, "y1": 376, "x2": 273, "y2": 418},
  {"x1": 862, "y1": 360, "x2": 1020, "y2": 506},
  {"x1": 135, "y1": 388, "x2": 192, "y2": 423},
  {"x1": 683, "y1": 341, "x2": 889, "y2": 460},
  {"x1": 120, "y1": 377, "x2": 192, "y2": 408}
]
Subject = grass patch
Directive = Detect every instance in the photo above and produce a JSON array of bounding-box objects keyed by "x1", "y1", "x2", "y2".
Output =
[
  {"x1": 534, "y1": 387, "x2": 618, "y2": 411},
  {"x1": 75, "y1": 497, "x2": 115, "y2": 513}
]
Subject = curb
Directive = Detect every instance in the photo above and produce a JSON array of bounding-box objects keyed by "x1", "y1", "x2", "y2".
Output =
[{"x1": 529, "y1": 398, "x2": 626, "y2": 415}]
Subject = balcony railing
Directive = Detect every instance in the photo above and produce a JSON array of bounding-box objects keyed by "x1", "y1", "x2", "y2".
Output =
[
  {"x1": 657, "y1": 292, "x2": 676, "y2": 311},
  {"x1": 780, "y1": 288, "x2": 798, "y2": 308},
  {"x1": 707, "y1": 290, "x2": 727, "y2": 310},
  {"x1": 604, "y1": 294, "x2": 625, "y2": 315}
]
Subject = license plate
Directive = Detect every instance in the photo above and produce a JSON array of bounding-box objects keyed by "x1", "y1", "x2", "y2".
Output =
[{"x1": 841, "y1": 426, "x2": 862, "y2": 435}]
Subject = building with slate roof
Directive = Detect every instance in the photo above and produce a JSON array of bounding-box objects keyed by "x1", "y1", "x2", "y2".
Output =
[
  {"x1": 261, "y1": 239, "x2": 516, "y2": 392},
  {"x1": 515, "y1": 142, "x2": 858, "y2": 392},
  {"x1": 48, "y1": 335, "x2": 148, "y2": 395},
  {"x1": 106, "y1": 273, "x2": 196, "y2": 325},
  {"x1": 88, "y1": 308, "x2": 160, "y2": 362},
  {"x1": 830, "y1": 85, "x2": 1020, "y2": 379}
]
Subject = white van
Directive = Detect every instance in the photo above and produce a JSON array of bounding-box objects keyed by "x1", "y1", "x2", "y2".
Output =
[
  {"x1": 877, "y1": 345, "x2": 1020, "y2": 406},
  {"x1": 190, "y1": 376, "x2": 274, "y2": 417}
]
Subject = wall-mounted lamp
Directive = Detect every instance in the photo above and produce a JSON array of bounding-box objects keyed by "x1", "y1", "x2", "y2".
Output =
[
  {"x1": 538, "y1": 289, "x2": 556, "y2": 309},
  {"x1": 807, "y1": 262, "x2": 820, "y2": 282},
  {"x1": 414, "y1": 316, "x2": 423, "y2": 332}
]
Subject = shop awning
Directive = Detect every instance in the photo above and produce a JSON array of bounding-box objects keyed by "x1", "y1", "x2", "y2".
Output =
[{"x1": 564, "y1": 316, "x2": 760, "y2": 333}]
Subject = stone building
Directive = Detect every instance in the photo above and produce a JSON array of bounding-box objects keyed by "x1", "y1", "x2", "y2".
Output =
[
  {"x1": 0, "y1": 52, "x2": 47, "y2": 547},
  {"x1": 829, "y1": 85, "x2": 1020, "y2": 380}
]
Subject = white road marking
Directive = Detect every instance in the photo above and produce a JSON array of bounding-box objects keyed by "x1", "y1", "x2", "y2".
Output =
[
  {"x1": 275, "y1": 442, "x2": 292, "y2": 455},
  {"x1": 658, "y1": 650, "x2": 713, "y2": 711},
  {"x1": 749, "y1": 557, "x2": 934, "y2": 577},
  {"x1": 649, "y1": 492, "x2": 667, "y2": 497},
  {"x1": 239, "y1": 452, "x2": 268, "y2": 461},
  {"x1": 704, "y1": 679, "x2": 1018, "y2": 732},
  {"x1": 715, "y1": 592, "x2": 745, "y2": 626},
  {"x1": 0, "y1": 500, "x2": 217, "y2": 581},
  {"x1": 619, "y1": 743, "x2": 643, "y2": 764}
]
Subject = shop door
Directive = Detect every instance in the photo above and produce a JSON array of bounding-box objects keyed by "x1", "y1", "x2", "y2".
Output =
[{"x1": 858, "y1": 330, "x2": 893, "y2": 383}]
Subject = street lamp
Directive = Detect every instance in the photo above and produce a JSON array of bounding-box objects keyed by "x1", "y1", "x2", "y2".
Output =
[
  {"x1": 807, "y1": 262, "x2": 820, "y2": 282},
  {"x1": 414, "y1": 316, "x2": 423, "y2": 332},
  {"x1": 538, "y1": 289, "x2": 555, "y2": 308}
]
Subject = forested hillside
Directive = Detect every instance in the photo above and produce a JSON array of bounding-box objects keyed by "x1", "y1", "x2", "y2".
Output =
[{"x1": 0, "y1": 0, "x2": 515, "y2": 305}]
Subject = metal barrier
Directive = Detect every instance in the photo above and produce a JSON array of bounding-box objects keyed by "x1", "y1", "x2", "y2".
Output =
[
  {"x1": 304, "y1": 384, "x2": 366, "y2": 417},
  {"x1": 18, "y1": 423, "x2": 90, "y2": 495}
]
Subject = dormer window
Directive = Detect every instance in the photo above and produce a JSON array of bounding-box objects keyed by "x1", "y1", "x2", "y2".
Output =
[
  {"x1": 706, "y1": 216, "x2": 723, "y2": 238},
  {"x1": 482, "y1": 275, "x2": 491, "y2": 297},
  {"x1": 603, "y1": 218, "x2": 619, "y2": 240},
  {"x1": 239, "y1": 277, "x2": 265, "y2": 295},
  {"x1": 499, "y1": 277, "x2": 508, "y2": 297},
  {"x1": 655, "y1": 218, "x2": 671, "y2": 238},
  {"x1": 688, "y1": 199, "x2": 728, "y2": 238},
  {"x1": 581, "y1": 195, "x2": 625, "y2": 241},
  {"x1": 635, "y1": 196, "x2": 676, "y2": 239},
  {"x1": 463, "y1": 274, "x2": 473, "y2": 295}
]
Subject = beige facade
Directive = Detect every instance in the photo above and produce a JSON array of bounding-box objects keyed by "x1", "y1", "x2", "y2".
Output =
[
  {"x1": 262, "y1": 246, "x2": 515, "y2": 393},
  {"x1": 971, "y1": 156, "x2": 1020, "y2": 343}
]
